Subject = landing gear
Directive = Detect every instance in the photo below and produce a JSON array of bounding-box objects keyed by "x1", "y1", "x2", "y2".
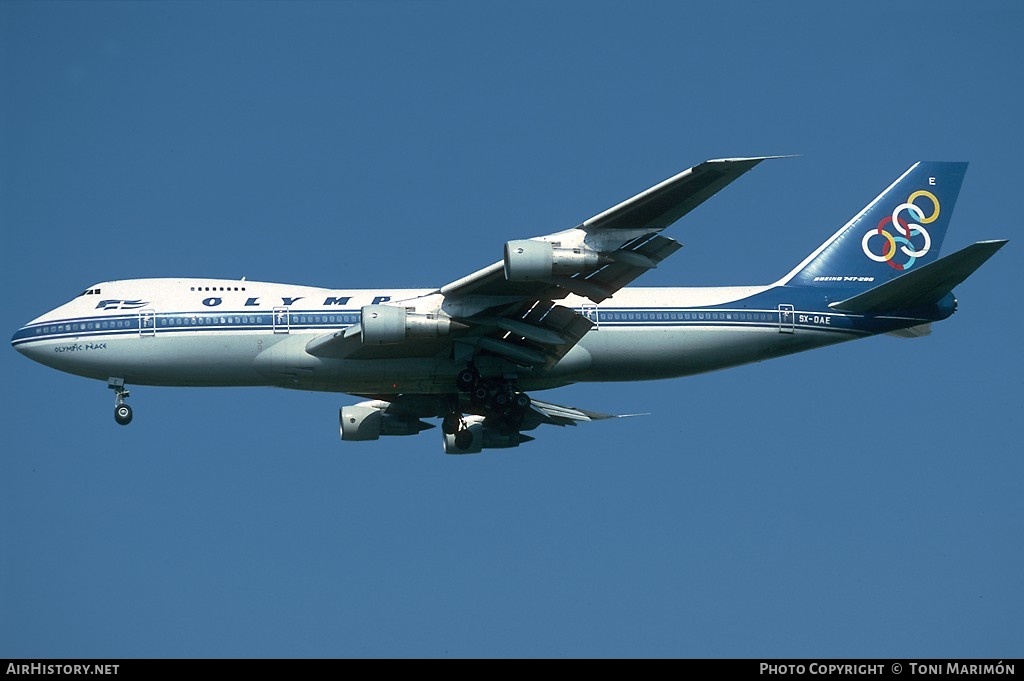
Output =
[
  {"x1": 108, "y1": 377, "x2": 133, "y2": 426},
  {"x1": 453, "y1": 365, "x2": 532, "y2": 433},
  {"x1": 114, "y1": 403, "x2": 133, "y2": 426},
  {"x1": 456, "y1": 368, "x2": 478, "y2": 392}
]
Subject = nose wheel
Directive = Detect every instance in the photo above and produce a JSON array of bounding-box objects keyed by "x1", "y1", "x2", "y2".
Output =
[
  {"x1": 114, "y1": 403, "x2": 133, "y2": 426},
  {"x1": 108, "y1": 377, "x2": 133, "y2": 426}
]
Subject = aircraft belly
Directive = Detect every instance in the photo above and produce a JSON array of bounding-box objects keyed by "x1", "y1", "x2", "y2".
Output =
[{"x1": 575, "y1": 325, "x2": 849, "y2": 381}]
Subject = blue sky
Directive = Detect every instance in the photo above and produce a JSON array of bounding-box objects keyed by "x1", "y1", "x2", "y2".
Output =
[{"x1": 2, "y1": 0, "x2": 1021, "y2": 658}]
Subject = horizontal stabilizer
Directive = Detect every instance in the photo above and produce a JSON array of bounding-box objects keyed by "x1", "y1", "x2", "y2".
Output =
[{"x1": 829, "y1": 240, "x2": 1007, "y2": 314}]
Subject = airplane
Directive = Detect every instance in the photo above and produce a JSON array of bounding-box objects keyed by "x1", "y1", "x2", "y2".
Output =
[{"x1": 11, "y1": 157, "x2": 1007, "y2": 453}]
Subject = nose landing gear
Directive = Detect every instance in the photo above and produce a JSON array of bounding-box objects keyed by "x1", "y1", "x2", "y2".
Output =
[{"x1": 108, "y1": 377, "x2": 133, "y2": 426}]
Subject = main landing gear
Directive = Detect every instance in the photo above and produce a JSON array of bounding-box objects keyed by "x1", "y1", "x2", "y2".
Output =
[
  {"x1": 446, "y1": 365, "x2": 533, "y2": 440},
  {"x1": 108, "y1": 377, "x2": 133, "y2": 426}
]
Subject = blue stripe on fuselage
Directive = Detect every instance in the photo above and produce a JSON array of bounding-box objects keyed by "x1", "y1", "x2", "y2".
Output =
[
  {"x1": 11, "y1": 315, "x2": 859, "y2": 349},
  {"x1": 12, "y1": 287, "x2": 943, "y2": 349}
]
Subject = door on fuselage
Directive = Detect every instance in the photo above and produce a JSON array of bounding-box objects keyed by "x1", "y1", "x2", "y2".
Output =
[
  {"x1": 273, "y1": 306, "x2": 290, "y2": 334},
  {"x1": 778, "y1": 304, "x2": 795, "y2": 334},
  {"x1": 139, "y1": 309, "x2": 156, "y2": 337}
]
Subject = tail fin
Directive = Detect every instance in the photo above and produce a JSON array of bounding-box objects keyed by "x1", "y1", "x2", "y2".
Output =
[{"x1": 780, "y1": 161, "x2": 968, "y2": 289}]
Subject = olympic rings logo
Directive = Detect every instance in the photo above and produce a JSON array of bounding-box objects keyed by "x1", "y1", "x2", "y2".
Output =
[{"x1": 861, "y1": 190, "x2": 940, "y2": 271}]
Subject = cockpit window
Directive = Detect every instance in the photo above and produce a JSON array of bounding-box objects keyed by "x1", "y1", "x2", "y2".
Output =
[{"x1": 79, "y1": 288, "x2": 101, "y2": 296}]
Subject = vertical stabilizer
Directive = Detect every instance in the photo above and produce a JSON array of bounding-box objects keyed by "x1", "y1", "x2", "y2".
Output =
[{"x1": 780, "y1": 162, "x2": 968, "y2": 290}]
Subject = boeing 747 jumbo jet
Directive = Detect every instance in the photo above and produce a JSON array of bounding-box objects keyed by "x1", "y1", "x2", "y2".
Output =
[{"x1": 12, "y1": 158, "x2": 1007, "y2": 453}]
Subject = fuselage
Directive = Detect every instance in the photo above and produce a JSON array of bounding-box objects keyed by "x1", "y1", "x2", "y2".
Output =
[{"x1": 11, "y1": 277, "x2": 953, "y2": 397}]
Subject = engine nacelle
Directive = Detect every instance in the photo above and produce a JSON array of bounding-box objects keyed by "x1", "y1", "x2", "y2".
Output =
[
  {"x1": 503, "y1": 239, "x2": 602, "y2": 282},
  {"x1": 480, "y1": 429, "x2": 527, "y2": 449},
  {"x1": 340, "y1": 404, "x2": 432, "y2": 441},
  {"x1": 442, "y1": 416, "x2": 530, "y2": 454},
  {"x1": 442, "y1": 416, "x2": 484, "y2": 454},
  {"x1": 361, "y1": 304, "x2": 453, "y2": 345},
  {"x1": 340, "y1": 405, "x2": 383, "y2": 441}
]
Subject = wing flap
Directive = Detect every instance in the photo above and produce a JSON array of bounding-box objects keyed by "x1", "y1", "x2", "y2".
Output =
[
  {"x1": 527, "y1": 398, "x2": 635, "y2": 426},
  {"x1": 471, "y1": 301, "x2": 594, "y2": 369},
  {"x1": 571, "y1": 234, "x2": 684, "y2": 302}
]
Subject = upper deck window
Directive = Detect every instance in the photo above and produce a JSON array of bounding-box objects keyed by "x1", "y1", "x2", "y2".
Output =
[{"x1": 189, "y1": 285, "x2": 246, "y2": 292}]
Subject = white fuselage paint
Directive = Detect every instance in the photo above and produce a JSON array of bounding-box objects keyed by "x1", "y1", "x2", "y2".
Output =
[{"x1": 13, "y1": 278, "x2": 862, "y2": 396}]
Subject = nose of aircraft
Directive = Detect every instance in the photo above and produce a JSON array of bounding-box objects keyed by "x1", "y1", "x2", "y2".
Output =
[
  {"x1": 12, "y1": 322, "x2": 43, "y2": 361},
  {"x1": 13, "y1": 322, "x2": 29, "y2": 347},
  {"x1": 11, "y1": 310, "x2": 72, "y2": 367},
  {"x1": 12, "y1": 318, "x2": 92, "y2": 375}
]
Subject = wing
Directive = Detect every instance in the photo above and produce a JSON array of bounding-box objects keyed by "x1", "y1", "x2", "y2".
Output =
[
  {"x1": 433, "y1": 156, "x2": 774, "y2": 370},
  {"x1": 309, "y1": 157, "x2": 773, "y2": 366},
  {"x1": 440, "y1": 156, "x2": 773, "y2": 301}
]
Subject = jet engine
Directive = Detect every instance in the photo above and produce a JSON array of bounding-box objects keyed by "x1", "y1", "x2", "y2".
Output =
[
  {"x1": 442, "y1": 415, "x2": 534, "y2": 454},
  {"x1": 503, "y1": 239, "x2": 602, "y2": 282},
  {"x1": 361, "y1": 304, "x2": 454, "y2": 345},
  {"x1": 340, "y1": 403, "x2": 432, "y2": 441},
  {"x1": 442, "y1": 416, "x2": 484, "y2": 454}
]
